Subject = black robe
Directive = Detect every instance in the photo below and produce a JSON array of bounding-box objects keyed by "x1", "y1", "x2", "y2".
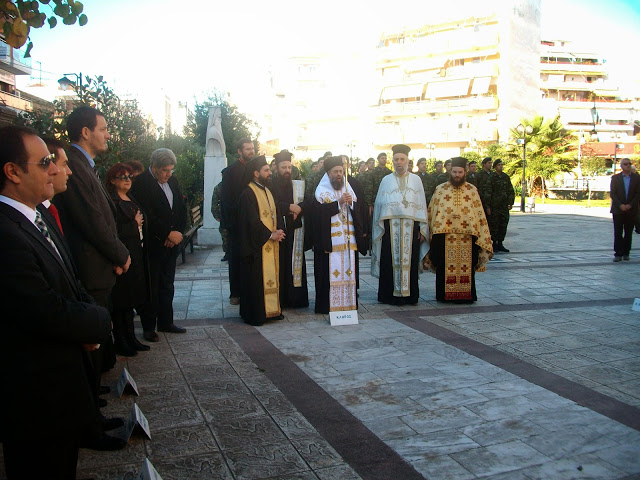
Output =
[
  {"x1": 271, "y1": 176, "x2": 309, "y2": 309},
  {"x1": 311, "y1": 189, "x2": 367, "y2": 314},
  {"x1": 237, "y1": 183, "x2": 284, "y2": 325},
  {"x1": 429, "y1": 234, "x2": 480, "y2": 303},
  {"x1": 377, "y1": 220, "x2": 422, "y2": 305}
]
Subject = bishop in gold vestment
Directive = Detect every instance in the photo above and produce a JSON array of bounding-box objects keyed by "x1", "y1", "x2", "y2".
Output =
[{"x1": 424, "y1": 157, "x2": 493, "y2": 302}]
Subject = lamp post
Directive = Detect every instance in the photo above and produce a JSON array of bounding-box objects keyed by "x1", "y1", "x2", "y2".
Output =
[
  {"x1": 516, "y1": 123, "x2": 533, "y2": 213},
  {"x1": 57, "y1": 72, "x2": 82, "y2": 91},
  {"x1": 611, "y1": 131, "x2": 623, "y2": 174}
]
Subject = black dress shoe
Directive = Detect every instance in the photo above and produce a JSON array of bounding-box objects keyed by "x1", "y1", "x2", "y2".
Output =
[
  {"x1": 273, "y1": 314, "x2": 285, "y2": 320},
  {"x1": 84, "y1": 434, "x2": 127, "y2": 451},
  {"x1": 158, "y1": 324, "x2": 186, "y2": 334},
  {"x1": 99, "y1": 385, "x2": 111, "y2": 395},
  {"x1": 98, "y1": 398, "x2": 108, "y2": 408},
  {"x1": 221, "y1": 254, "x2": 228, "y2": 261},
  {"x1": 102, "y1": 417, "x2": 124, "y2": 431},
  {"x1": 133, "y1": 338, "x2": 151, "y2": 351},
  {"x1": 143, "y1": 330, "x2": 159, "y2": 342}
]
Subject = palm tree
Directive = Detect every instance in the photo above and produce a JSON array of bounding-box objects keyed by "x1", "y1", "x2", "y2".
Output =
[{"x1": 503, "y1": 115, "x2": 576, "y2": 201}]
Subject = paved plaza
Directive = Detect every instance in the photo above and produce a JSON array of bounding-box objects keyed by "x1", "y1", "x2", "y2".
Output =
[{"x1": 2, "y1": 206, "x2": 639, "y2": 479}]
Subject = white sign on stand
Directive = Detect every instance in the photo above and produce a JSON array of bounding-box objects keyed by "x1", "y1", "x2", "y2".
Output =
[
  {"x1": 329, "y1": 310, "x2": 359, "y2": 326},
  {"x1": 125, "y1": 403, "x2": 151, "y2": 441},
  {"x1": 138, "y1": 458, "x2": 162, "y2": 480},
  {"x1": 115, "y1": 367, "x2": 140, "y2": 397},
  {"x1": 632, "y1": 298, "x2": 640, "y2": 312}
]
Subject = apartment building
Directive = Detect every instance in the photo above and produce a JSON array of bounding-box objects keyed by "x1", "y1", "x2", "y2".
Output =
[{"x1": 373, "y1": 0, "x2": 541, "y2": 159}]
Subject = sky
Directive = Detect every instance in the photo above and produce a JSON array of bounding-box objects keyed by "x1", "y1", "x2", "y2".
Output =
[{"x1": 16, "y1": 0, "x2": 640, "y2": 124}]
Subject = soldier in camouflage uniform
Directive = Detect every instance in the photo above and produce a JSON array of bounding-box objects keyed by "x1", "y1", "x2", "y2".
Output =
[
  {"x1": 435, "y1": 159, "x2": 452, "y2": 186},
  {"x1": 305, "y1": 157, "x2": 326, "y2": 198},
  {"x1": 425, "y1": 160, "x2": 444, "y2": 206},
  {"x1": 211, "y1": 176, "x2": 229, "y2": 261},
  {"x1": 488, "y1": 158, "x2": 515, "y2": 252},
  {"x1": 416, "y1": 158, "x2": 430, "y2": 205},
  {"x1": 466, "y1": 161, "x2": 478, "y2": 187},
  {"x1": 364, "y1": 152, "x2": 392, "y2": 215},
  {"x1": 476, "y1": 157, "x2": 493, "y2": 215}
]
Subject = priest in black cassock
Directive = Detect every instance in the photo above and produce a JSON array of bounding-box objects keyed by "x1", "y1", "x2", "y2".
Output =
[
  {"x1": 371, "y1": 144, "x2": 429, "y2": 305},
  {"x1": 237, "y1": 156, "x2": 286, "y2": 326},
  {"x1": 271, "y1": 150, "x2": 310, "y2": 308},
  {"x1": 312, "y1": 156, "x2": 367, "y2": 314}
]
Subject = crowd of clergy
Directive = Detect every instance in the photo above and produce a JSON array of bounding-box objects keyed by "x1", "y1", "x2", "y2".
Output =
[{"x1": 220, "y1": 140, "x2": 499, "y2": 327}]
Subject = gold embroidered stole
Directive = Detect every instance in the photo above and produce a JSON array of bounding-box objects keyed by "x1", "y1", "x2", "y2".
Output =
[
  {"x1": 291, "y1": 179, "x2": 305, "y2": 287},
  {"x1": 444, "y1": 233, "x2": 473, "y2": 300},
  {"x1": 390, "y1": 218, "x2": 414, "y2": 297},
  {"x1": 248, "y1": 182, "x2": 281, "y2": 318}
]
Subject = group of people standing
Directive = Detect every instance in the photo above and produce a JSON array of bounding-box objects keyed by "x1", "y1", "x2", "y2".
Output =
[
  {"x1": 0, "y1": 106, "x2": 188, "y2": 478},
  {"x1": 219, "y1": 141, "x2": 496, "y2": 326}
]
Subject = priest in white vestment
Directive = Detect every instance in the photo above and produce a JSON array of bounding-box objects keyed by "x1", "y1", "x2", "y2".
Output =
[{"x1": 371, "y1": 144, "x2": 429, "y2": 305}]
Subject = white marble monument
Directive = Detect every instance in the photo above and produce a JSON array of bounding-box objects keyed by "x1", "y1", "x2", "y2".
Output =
[{"x1": 198, "y1": 106, "x2": 226, "y2": 246}]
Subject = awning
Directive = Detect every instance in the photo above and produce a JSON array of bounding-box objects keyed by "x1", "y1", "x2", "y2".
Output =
[
  {"x1": 425, "y1": 79, "x2": 470, "y2": 99},
  {"x1": 381, "y1": 84, "x2": 424, "y2": 101},
  {"x1": 559, "y1": 109, "x2": 594, "y2": 124},
  {"x1": 470, "y1": 76, "x2": 491, "y2": 95},
  {"x1": 598, "y1": 109, "x2": 632, "y2": 122}
]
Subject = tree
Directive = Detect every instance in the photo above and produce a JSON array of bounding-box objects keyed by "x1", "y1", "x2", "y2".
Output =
[
  {"x1": 185, "y1": 92, "x2": 260, "y2": 165},
  {"x1": 17, "y1": 74, "x2": 156, "y2": 175},
  {"x1": 461, "y1": 151, "x2": 482, "y2": 164},
  {"x1": 503, "y1": 115, "x2": 576, "y2": 198},
  {"x1": 1, "y1": 0, "x2": 88, "y2": 56}
]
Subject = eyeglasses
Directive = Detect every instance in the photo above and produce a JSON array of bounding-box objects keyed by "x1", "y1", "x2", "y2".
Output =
[
  {"x1": 24, "y1": 153, "x2": 56, "y2": 169},
  {"x1": 115, "y1": 174, "x2": 134, "y2": 181}
]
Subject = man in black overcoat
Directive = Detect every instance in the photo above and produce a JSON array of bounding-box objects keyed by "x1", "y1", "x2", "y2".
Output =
[
  {"x1": 0, "y1": 126, "x2": 112, "y2": 478},
  {"x1": 131, "y1": 148, "x2": 187, "y2": 341}
]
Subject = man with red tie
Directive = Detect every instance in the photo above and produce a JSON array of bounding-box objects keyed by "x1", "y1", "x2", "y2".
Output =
[{"x1": 41, "y1": 138, "x2": 71, "y2": 232}]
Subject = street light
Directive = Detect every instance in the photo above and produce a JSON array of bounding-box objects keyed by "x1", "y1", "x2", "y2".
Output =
[
  {"x1": 516, "y1": 123, "x2": 533, "y2": 213},
  {"x1": 58, "y1": 72, "x2": 82, "y2": 91},
  {"x1": 611, "y1": 131, "x2": 623, "y2": 174},
  {"x1": 428, "y1": 143, "x2": 435, "y2": 159}
]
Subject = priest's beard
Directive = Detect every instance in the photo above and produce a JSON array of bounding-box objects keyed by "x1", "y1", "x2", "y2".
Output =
[
  {"x1": 257, "y1": 174, "x2": 272, "y2": 188},
  {"x1": 330, "y1": 178, "x2": 344, "y2": 190},
  {"x1": 450, "y1": 175, "x2": 466, "y2": 187}
]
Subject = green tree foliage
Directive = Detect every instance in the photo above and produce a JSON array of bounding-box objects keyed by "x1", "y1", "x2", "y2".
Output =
[
  {"x1": 461, "y1": 151, "x2": 482, "y2": 164},
  {"x1": 185, "y1": 92, "x2": 260, "y2": 165},
  {"x1": 17, "y1": 81, "x2": 259, "y2": 213},
  {"x1": 502, "y1": 115, "x2": 576, "y2": 196},
  {"x1": 580, "y1": 156, "x2": 608, "y2": 176},
  {"x1": 1, "y1": 0, "x2": 88, "y2": 56}
]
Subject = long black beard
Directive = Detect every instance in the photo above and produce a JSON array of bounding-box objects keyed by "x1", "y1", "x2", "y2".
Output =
[
  {"x1": 450, "y1": 176, "x2": 465, "y2": 187},
  {"x1": 330, "y1": 178, "x2": 344, "y2": 190},
  {"x1": 257, "y1": 176, "x2": 272, "y2": 188}
]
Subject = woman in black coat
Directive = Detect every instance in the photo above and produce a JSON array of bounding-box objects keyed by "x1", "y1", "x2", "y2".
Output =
[{"x1": 105, "y1": 163, "x2": 150, "y2": 356}]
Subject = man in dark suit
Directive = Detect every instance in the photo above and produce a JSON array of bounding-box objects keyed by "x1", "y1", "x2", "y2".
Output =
[
  {"x1": 0, "y1": 126, "x2": 112, "y2": 478},
  {"x1": 221, "y1": 138, "x2": 255, "y2": 305},
  {"x1": 131, "y1": 148, "x2": 187, "y2": 341},
  {"x1": 52, "y1": 106, "x2": 131, "y2": 449},
  {"x1": 610, "y1": 157, "x2": 640, "y2": 262},
  {"x1": 54, "y1": 106, "x2": 131, "y2": 307}
]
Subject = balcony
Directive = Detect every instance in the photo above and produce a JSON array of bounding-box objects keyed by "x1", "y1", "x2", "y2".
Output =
[
  {"x1": 0, "y1": 42, "x2": 31, "y2": 75},
  {"x1": 377, "y1": 95, "x2": 499, "y2": 118},
  {"x1": 539, "y1": 62, "x2": 606, "y2": 75},
  {"x1": 0, "y1": 90, "x2": 31, "y2": 111}
]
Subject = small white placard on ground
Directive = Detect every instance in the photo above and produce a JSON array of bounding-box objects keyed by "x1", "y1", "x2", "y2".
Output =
[
  {"x1": 329, "y1": 310, "x2": 359, "y2": 326},
  {"x1": 115, "y1": 367, "x2": 140, "y2": 397},
  {"x1": 138, "y1": 458, "x2": 162, "y2": 480},
  {"x1": 125, "y1": 403, "x2": 151, "y2": 440},
  {"x1": 632, "y1": 298, "x2": 640, "y2": 312}
]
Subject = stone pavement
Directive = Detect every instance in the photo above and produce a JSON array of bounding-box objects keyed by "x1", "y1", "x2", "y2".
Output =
[{"x1": 2, "y1": 208, "x2": 639, "y2": 479}]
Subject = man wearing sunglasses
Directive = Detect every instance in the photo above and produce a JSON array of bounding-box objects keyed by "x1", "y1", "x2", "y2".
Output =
[{"x1": 0, "y1": 126, "x2": 112, "y2": 478}]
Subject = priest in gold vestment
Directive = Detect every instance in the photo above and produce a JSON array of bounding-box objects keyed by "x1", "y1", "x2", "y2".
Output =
[
  {"x1": 237, "y1": 156, "x2": 286, "y2": 325},
  {"x1": 424, "y1": 157, "x2": 493, "y2": 302}
]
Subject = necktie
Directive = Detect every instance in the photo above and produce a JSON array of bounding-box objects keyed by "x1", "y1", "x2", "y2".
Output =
[
  {"x1": 48, "y1": 203, "x2": 64, "y2": 234},
  {"x1": 34, "y1": 210, "x2": 61, "y2": 258}
]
